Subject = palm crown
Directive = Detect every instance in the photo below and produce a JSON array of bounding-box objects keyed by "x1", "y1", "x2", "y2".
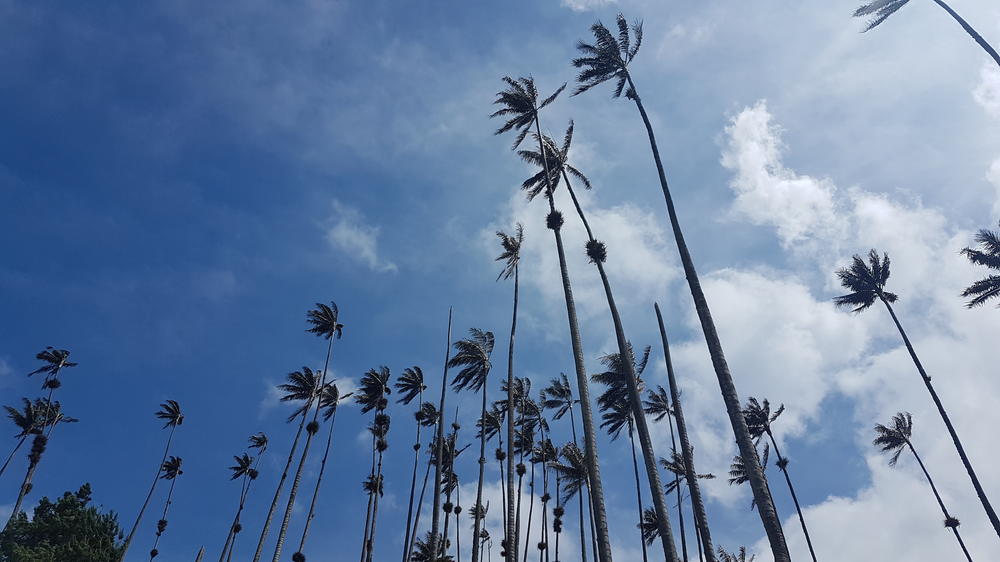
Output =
[
  {"x1": 834, "y1": 249, "x2": 898, "y2": 312},
  {"x1": 873, "y1": 411, "x2": 913, "y2": 467},
  {"x1": 718, "y1": 546, "x2": 756, "y2": 562},
  {"x1": 518, "y1": 123, "x2": 592, "y2": 201},
  {"x1": 306, "y1": 301, "x2": 343, "y2": 340},
  {"x1": 248, "y1": 432, "x2": 268, "y2": 451},
  {"x1": 28, "y1": 347, "x2": 77, "y2": 387},
  {"x1": 572, "y1": 14, "x2": 643, "y2": 98},
  {"x1": 495, "y1": 223, "x2": 524, "y2": 281},
  {"x1": 5, "y1": 398, "x2": 46, "y2": 437},
  {"x1": 660, "y1": 451, "x2": 715, "y2": 494},
  {"x1": 448, "y1": 328, "x2": 495, "y2": 393},
  {"x1": 229, "y1": 454, "x2": 255, "y2": 480},
  {"x1": 161, "y1": 456, "x2": 183, "y2": 480},
  {"x1": 319, "y1": 383, "x2": 348, "y2": 421},
  {"x1": 548, "y1": 442, "x2": 588, "y2": 506},
  {"x1": 395, "y1": 366, "x2": 426, "y2": 405},
  {"x1": 540, "y1": 373, "x2": 576, "y2": 421},
  {"x1": 592, "y1": 343, "x2": 650, "y2": 412},
  {"x1": 155, "y1": 400, "x2": 184, "y2": 429},
  {"x1": 356, "y1": 366, "x2": 392, "y2": 414},
  {"x1": 960, "y1": 222, "x2": 1000, "y2": 307},
  {"x1": 642, "y1": 385, "x2": 672, "y2": 423},
  {"x1": 743, "y1": 397, "x2": 785, "y2": 442},
  {"x1": 853, "y1": 0, "x2": 911, "y2": 32},
  {"x1": 490, "y1": 76, "x2": 566, "y2": 150},
  {"x1": 476, "y1": 405, "x2": 504, "y2": 442},
  {"x1": 278, "y1": 368, "x2": 322, "y2": 421},
  {"x1": 416, "y1": 402, "x2": 439, "y2": 428}
]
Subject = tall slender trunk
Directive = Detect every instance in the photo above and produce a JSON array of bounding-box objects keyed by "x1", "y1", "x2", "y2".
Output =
[
  {"x1": 522, "y1": 460, "x2": 536, "y2": 562},
  {"x1": 221, "y1": 454, "x2": 261, "y2": 562},
  {"x1": 360, "y1": 432, "x2": 378, "y2": 562},
  {"x1": 121, "y1": 424, "x2": 177, "y2": 561},
  {"x1": 655, "y1": 304, "x2": 716, "y2": 562},
  {"x1": 405, "y1": 447, "x2": 435, "y2": 560},
  {"x1": 0, "y1": 436, "x2": 26, "y2": 478},
  {"x1": 554, "y1": 474, "x2": 561, "y2": 562},
  {"x1": 402, "y1": 392, "x2": 425, "y2": 562},
  {"x1": 252, "y1": 409, "x2": 309, "y2": 562},
  {"x1": 566, "y1": 411, "x2": 589, "y2": 562},
  {"x1": 929, "y1": 0, "x2": 1000, "y2": 68},
  {"x1": 627, "y1": 424, "x2": 649, "y2": 562},
  {"x1": 625, "y1": 76, "x2": 788, "y2": 561},
  {"x1": 665, "y1": 403, "x2": 688, "y2": 562},
  {"x1": 882, "y1": 298, "x2": 1000, "y2": 539},
  {"x1": 907, "y1": 442, "x2": 974, "y2": 561},
  {"x1": 366, "y1": 445, "x2": 387, "y2": 562},
  {"x1": 514, "y1": 405, "x2": 527, "y2": 562},
  {"x1": 537, "y1": 421, "x2": 551, "y2": 562},
  {"x1": 149, "y1": 474, "x2": 179, "y2": 560},
  {"x1": 506, "y1": 266, "x2": 520, "y2": 562},
  {"x1": 532, "y1": 115, "x2": 612, "y2": 562},
  {"x1": 431, "y1": 309, "x2": 454, "y2": 554},
  {"x1": 196, "y1": 547, "x2": 205, "y2": 562},
  {"x1": 472, "y1": 386, "x2": 489, "y2": 562},
  {"x1": 297, "y1": 407, "x2": 341, "y2": 557},
  {"x1": 766, "y1": 432, "x2": 817, "y2": 562}
]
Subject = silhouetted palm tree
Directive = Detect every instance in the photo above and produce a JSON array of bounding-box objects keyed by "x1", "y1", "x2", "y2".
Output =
[
  {"x1": 399, "y1": 366, "x2": 429, "y2": 562},
  {"x1": 572, "y1": 17, "x2": 787, "y2": 560},
  {"x1": 643, "y1": 385, "x2": 690, "y2": 561},
  {"x1": 252, "y1": 369, "x2": 320, "y2": 562},
  {"x1": 541, "y1": 375, "x2": 589, "y2": 562},
  {"x1": 27, "y1": 347, "x2": 77, "y2": 391},
  {"x1": 835, "y1": 249, "x2": 1000, "y2": 538},
  {"x1": 493, "y1": 76, "x2": 612, "y2": 562},
  {"x1": 548, "y1": 443, "x2": 594, "y2": 560},
  {"x1": 431, "y1": 309, "x2": 454, "y2": 560},
  {"x1": 874, "y1": 412, "x2": 973, "y2": 561},
  {"x1": 356, "y1": 367, "x2": 392, "y2": 562},
  {"x1": 496, "y1": 224, "x2": 523, "y2": 561},
  {"x1": 5, "y1": 399, "x2": 76, "y2": 528},
  {"x1": 121, "y1": 400, "x2": 184, "y2": 562},
  {"x1": 1, "y1": 398, "x2": 45, "y2": 478},
  {"x1": 717, "y1": 547, "x2": 755, "y2": 562},
  {"x1": 852, "y1": 0, "x2": 1000, "y2": 68},
  {"x1": 449, "y1": 329, "x2": 495, "y2": 562},
  {"x1": 224, "y1": 433, "x2": 267, "y2": 562},
  {"x1": 411, "y1": 532, "x2": 453, "y2": 562},
  {"x1": 406, "y1": 402, "x2": 441, "y2": 561},
  {"x1": 149, "y1": 456, "x2": 183, "y2": 560},
  {"x1": 961, "y1": 222, "x2": 1000, "y2": 307}
]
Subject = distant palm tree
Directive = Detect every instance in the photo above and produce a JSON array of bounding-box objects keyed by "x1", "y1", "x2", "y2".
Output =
[
  {"x1": 660, "y1": 453, "x2": 716, "y2": 544},
  {"x1": 149, "y1": 456, "x2": 183, "y2": 560},
  {"x1": 961, "y1": 222, "x2": 1000, "y2": 308},
  {"x1": 121, "y1": 400, "x2": 184, "y2": 562},
  {"x1": 572, "y1": 17, "x2": 787, "y2": 560},
  {"x1": 643, "y1": 385, "x2": 689, "y2": 561},
  {"x1": 449, "y1": 329, "x2": 496, "y2": 562},
  {"x1": 548, "y1": 443, "x2": 594, "y2": 559},
  {"x1": 874, "y1": 412, "x2": 973, "y2": 560},
  {"x1": 852, "y1": 0, "x2": 1000, "y2": 68},
  {"x1": 1, "y1": 398, "x2": 45, "y2": 478},
  {"x1": 477, "y1": 405, "x2": 506, "y2": 525},
  {"x1": 398, "y1": 366, "x2": 429, "y2": 562},
  {"x1": 431, "y1": 309, "x2": 454, "y2": 560},
  {"x1": 530, "y1": 438, "x2": 557, "y2": 562},
  {"x1": 541, "y1": 375, "x2": 589, "y2": 562},
  {"x1": 27, "y1": 347, "x2": 77, "y2": 391},
  {"x1": 496, "y1": 224, "x2": 523, "y2": 561},
  {"x1": 835, "y1": 249, "x2": 1000, "y2": 538},
  {"x1": 224, "y1": 433, "x2": 268, "y2": 562},
  {"x1": 356, "y1": 367, "x2": 392, "y2": 562},
  {"x1": 412, "y1": 532, "x2": 454, "y2": 562},
  {"x1": 252, "y1": 369, "x2": 320, "y2": 562},
  {"x1": 405, "y1": 402, "x2": 441, "y2": 561},
  {"x1": 493, "y1": 76, "x2": 612, "y2": 562},
  {"x1": 728, "y1": 452, "x2": 782, "y2": 532},
  {"x1": 717, "y1": 547, "x2": 755, "y2": 562}
]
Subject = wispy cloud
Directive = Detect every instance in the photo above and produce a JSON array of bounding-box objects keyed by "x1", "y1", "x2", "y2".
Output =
[
  {"x1": 560, "y1": 0, "x2": 615, "y2": 13},
  {"x1": 323, "y1": 200, "x2": 398, "y2": 274}
]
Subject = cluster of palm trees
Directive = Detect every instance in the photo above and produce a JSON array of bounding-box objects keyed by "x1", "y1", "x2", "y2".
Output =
[{"x1": 4, "y1": 5, "x2": 1000, "y2": 562}]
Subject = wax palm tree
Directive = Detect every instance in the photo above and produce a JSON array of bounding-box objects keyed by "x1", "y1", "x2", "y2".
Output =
[
  {"x1": 252, "y1": 368, "x2": 320, "y2": 562},
  {"x1": 412, "y1": 532, "x2": 453, "y2": 562},
  {"x1": 121, "y1": 400, "x2": 184, "y2": 561},
  {"x1": 1, "y1": 398, "x2": 45, "y2": 478},
  {"x1": 717, "y1": 547, "x2": 755, "y2": 562},
  {"x1": 496, "y1": 224, "x2": 523, "y2": 562},
  {"x1": 852, "y1": 0, "x2": 1000, "y2": 68},
  {"x1": 356, "y1": 367, "x2": 392, "y2": 562},
  {"x1": 572, "y1": 16, "x2": 787, "y2": 560},
  {"x1": 430, "y1": 310, "x2": 454, "y2": 560},
  {"x1": 643, "y1": 385, "x2": 690, "y2": 561},
  {"x1": 405, "y1": 401, "x2": 442, "y2": 561},
  {"x1": 448, "y1": 328, "x2": 495, "y2": 562},
  {"x1": 742, "y1": 398, "x2": 817, "y2": 561},
  {"x1": 873, "y1": 412, "x2": 973, "y2": 560},
  {"x1": 223, "y1": 433, "x2": 268, "y2": 562},
  {"x1": 149, "y1": 456, "x2": 183, "y2": 560},
  {"x1": 295, "y1": 384, "x2": 352, "y2": 562},
  {"x1": 835, "y1": 249, "x2": 1000, "y2": 537},
  {"x1": 728, "y1": 451, "x2": 780, "y2": 523},
  {"x1": 399, "y1": 366, "x2": 429, "y2": 562},
  {"x1": 961, "y1": 222, "x2": 1000, "y2": 307},
  {"x1": 529, "y1": 438, "x2": 557, "y2": 562},
  {"x1": 478, "y1": 405, "x2": 506, "y2": 523},
  {"x1": 493, "y1": 76, "x2": 612, "y2": 562},
  {"x1": 548, "y1": 443, "x2": 594, "y2": 560},
  {"x1": 5, "y1": 400, "x2": 76, "y2": 529},
  {"x1": 27, "y1": 347, "x2": 77, "y2": 390},
  {"x1": 661, "y1": 453, "x2": 716, "y2": 495}
]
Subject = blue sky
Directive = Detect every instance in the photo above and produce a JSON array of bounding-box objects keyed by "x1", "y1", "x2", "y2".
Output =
[{"x1": 2, "y1": 0, "x2": 1000, "y2": 560}]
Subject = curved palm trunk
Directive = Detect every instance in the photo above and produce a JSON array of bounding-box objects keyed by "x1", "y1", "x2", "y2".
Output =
[
  {"x1": 472, "y1": 387, "x2": 490, "y2": 562},
  {"x1": 929, "y1": 0, "x2": 1000, "y2": 68},
  {"x1": 149, "y1": 475, "x2": 179, "y2": 560},
  {"x1": 297, "y1": 407, "x2": 341, "y2": 557},
  {"x1": 765, "y1": 432, "x2": 817, "y2": 562},
  {"x1": 907, "y1": 442, "x2": 974, "y2": 561},
  {"x1": 121, "y1": 423, "x2": 177, "y2": 561},
  {"x1": 506, "y1": 267, "x2": 520, "y2": 562},
  {"x1": 431, "y1": 309, "x2": 454, "y2": 556},
  {"x1": 625, "y1": 77, "x2": 789, "y2": 562},
  {"x1": 882, "y1": 299, "x2": 1000, "y2": 539},
  {"x1": 0, "y1": 436, "x2": 27, "y2": 478},
  {"x1": 655, "y1": 304, "x2": 716, "y2": 562},
  {"x1": 252, "y1": 410, "x2": 309, "y2": 562},
  {"x1": 402, "y1": 394, "x2": 425, "y2": 562},
  {"x1": 627, "y1": 424, "x2": 649, "y2": 562}
]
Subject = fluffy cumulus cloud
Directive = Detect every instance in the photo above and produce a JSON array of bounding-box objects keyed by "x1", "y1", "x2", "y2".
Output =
[{"x1": 324, "y1": 199, "x2": 398, "y2": 273}]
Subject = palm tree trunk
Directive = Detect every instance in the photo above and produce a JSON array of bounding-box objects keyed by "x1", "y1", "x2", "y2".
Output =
[
  {"x1": 665, "y1": 402, "x2": 688, "y2": 562},
  {"x1": 907, "y1": 442, "x2": 974, "y2": 561},
  {"x1": 251, "y1": 410, "x2": 309, "y2": 562},
  {"x1": 554, "y1": 474, "x2": 561, "y2": 562},
  {"x1": 297, "y1": 407, "x2": 341, "y2": 557},
  {"x1": 0, "y1": 436, "x2": 26, "y2": 478},
  {"x1": 929, "y1": 0, "x2": 1000, "y2": 68},
  {"x1": 220, "y1": 469, "x2": 252, "y2": 562},
  {"x1": 472, "y1": 387, "x2": 490, "y2": 562},
  {"x1": 360, "y1": 433, "x2": 378, "y2": 562},
  {"x1": 121, "y1": 424, "x2": 177, "y2": 561},
  {"x1": 655, "y1": 304, "x2": 716, "y2": 562},
  {"x1": 566, "y1": 406, "x2": 588, "y2": 562},
  {"x1": 532, "y1": 114, "x2": 613, "y2": 562},
  {"x1": 402, "y1": 394, "x2": 425, "y2": 562},
  {"x1": 627, "y1": 424, "x2": 649, "y2": 562},
  {"x1": 882, "y1": 299, "x2": 1000, "y2": 539},
  {"x1": 271, "y1": 420, "x2": 318, "y2": 562},
  {"x1": 149, "y1": 475, "x2": 179, "y2": 560},
  {"x1": 196, "y1": 547, "x2": 205, "y2": 562},
  {"x1": 366, "y1": 448, "x2": 387, "y2": 562},
  {"x1": 405, "y1": 447, "x2": 435, "y2": 561},
  {"x1": 538, "y1": 421, "x2": 551, "y2": 562},
  {"x1": 523, "y1": 461, "x2": 536, "y2": 562},
  {"x1": 506, "y1": 266, "x2": 520, "y2": 562},
  {"x1": 431, "y1": 308, "x2": 454, "y2": 556},
  {"x1": 625, "y1": 76, "x2": 789, "y2": 562},
  {"x1": 7, "y1": 437, "x2": 42, "y2": 528},
  {"x1": 765, "y1": 432, "x2": 818, "y2": 562}
]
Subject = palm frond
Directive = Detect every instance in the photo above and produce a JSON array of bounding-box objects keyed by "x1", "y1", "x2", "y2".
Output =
[{"x1": 306, "y1": 301, "x2": 343, "y2": 340}]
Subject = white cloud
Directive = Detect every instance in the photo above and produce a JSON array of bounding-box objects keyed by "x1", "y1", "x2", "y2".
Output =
[
  {"x1": 324, "y1": 200, "x2": 398, "y2": 273},
  {"x1": 973, "y1": 63, "x2": 1000, "y2": 119},
  {"x1": 560, "y1": 0, "x2": 615, "y2": 13}
]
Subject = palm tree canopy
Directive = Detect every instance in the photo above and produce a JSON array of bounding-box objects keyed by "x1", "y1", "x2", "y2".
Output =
[
  {"x1": 319, "y1": 383, "x2": 348, "y2": 421},
  {"x1": 395, "y1": 366, "x2": 426, "y2": 405},
  {"x1": 410, "y1": 531, "x2": 453, "y2": 562},
  {"x1": 278, "y1": 368, "x2": 322, "y2": 421},
  {"x1": 548, "y1": 442, "x2": 588, "y2": 505},
  {"x1": 660, "y1": 451, "x2": 715, "y2": 494},
  {"x1": 540, "y1": 373, "x2": 576, "y2": 421},
  {"x1": 640, "y1": 507, "x2": 659, "y2": 546},
  {"x1": 27, "y1": 347, "x2": 77, "y2": 379},
  {"x1": 495, "y1": 223, "x2": 524, "y2": 281},
  {"x1": 229, "y1": 454, "x2": 255, "y2": 480},
  {"x1": 248, "y1": 432, "x2": 268, "y2": 451},
  {"x1": 155, "y1": 400, "x2": 184, "y2": 429},
  {"x1": 448, "y1": 328, "x2": 495, "y2": 393},
  {"x1": 531, "y1": 439, "x2": 558, "y2": 465},
  {"x1": 852, "y1": 0, "x2": 911, "y2": 31},
  {"x1": 4, "y1": 398, "x2": 45, "y2": 437},
  {"x1": 517, "y1": 124, "x2": 592, "y2": 202},
  {"x1": 961, "y1": 222, "x2": 1000, "y2": 307},
  {"x1": 642, "y1": 385, "x2": 672, "y2": 423},
  {"x1": 742, "y1": 397, "x2": 784, "y2": 442},
  {"x1": 873, "y1": 411, "x2": 913, "y2": 467},
  {"x1": 834, "y1": 249, "x2": 898, "y2": 312},
  {"x1": 718, "y1": 546, "x2": 756, "y2": 562},
  {"x1": 729, "y1": 450, "x2": 770, "y2": 488},
  {"x1": 356, "y1": 366, "x2": 392, "y2": 414},
  {"x1": 490, "y1": 76, "x2": 566, "y2": 150},
  {"x1": 306, "y1": 301, "x2": 343, "y2": 340},
  {"x1": 572, "y1": 13, "x2": 643, "y2": 97},
  {"x1": 592, "y1": 343, "x2": 650, "y2": 412},
  {"x1": 160, "y1": 456, "x2": 184, "y2": 480},
  {"x1": 494, "y1": 377, "x2": 530, "y2": 416},
  {"x1": 476, "y1": 405, "x2": 504, "y2": 442},
  {"x1": 416, "y1": 401, "x2": 439, "y2": 428},
  {"x1": 598, "y1": 397, "x2": 632, "y2": 441}
]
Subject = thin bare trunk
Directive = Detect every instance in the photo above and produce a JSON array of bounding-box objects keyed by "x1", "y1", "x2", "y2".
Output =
[
  {"x1": 0, "y1": 436, "x2": 26, "y2": 478},
  {"x1": 405, "y1": 449, "x2": 435, "y2": 560},
  {"x1": 472, "y1": 386, "x2": 489, "y2": 562},
  {"x1": 148, "y1": 474, "x2": 179, "y2": 560},
  {"x1": 297, "y1": 407, "x2": 341, "y2": 557},
  {"x1": 121, "y1": 424, "x2": 177, "y2": 561},
  {"x1": 251, "y1": 410, "x2": 308, "y2": 562},
  {"x1": 431, "y1": 309, "x2": 454, "y2": 555},
  {"x1": 929, "y1": 0, "x2": 1000, "y2": 68},
  {"x1": 506, "y1": 267, "x2": 520, "y2": 562},
  {"x1": 402, "y1": 391, "x2": 425, "y2": 562},
  {"x1": 907, "y1": 442, "x2": 974, "y2": 561},
  {"x1": 627, "y1": 424, "x2": 649, "y2": 562},
  {"x1": 766, "y1": 432, "x2": 817, "y2": 562}
]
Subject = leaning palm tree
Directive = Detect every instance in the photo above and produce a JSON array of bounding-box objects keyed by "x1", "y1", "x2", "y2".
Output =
[
  {"x1": 496, "y1": 223, "x2": 523, "y2": 561},
  {"x1": 224, "y1": 433, "x2": 268, "y2": 562},
  {"x1": 430, "y1": 309, "x2": 454, "y2": 560},
  {"x1": 448, "y1": 328, "x2": 495, "y2": 562},
  {"x1": 852, "y1": 0, "x2": 1000, "y2": 68},
  {"x1": 572, "y1": 16, "x2": 787, "y2": 560},
  {"x1": 405, "y1": 402, "x2": 441, "y2": 561},
  {"x1": 6, "y1": 400, "x2": 77, "y2": 528},
  {"x1": 717, "y1": 547, "x2": 755, "y2": 562},
  {"x1": 355, "y1": 367, "x2": 392, "y2": 562},
  {"x1": 874, "y1": 412, "x2": 973, "y2": 561},
  {"x1": 961, "y1": 222, "x2": 1000, "y2": 308},
  {"x1": 121, "y1": 400, "x2": 184, "y2": 562},
  {"x1": 149, "y1": 456, "x2": 183, "y2": 560},
  {"x1": 398, "y1": 366, "x2": 428, "y2": 562},
  {"x1": 742, "y1": 398, "x2": 817, "y2": 562},
  {"x1": 27, "y1": 347, "x2": 77, "y2": 391},
  {"x1": 835, "y1": 249, "x2": 1000, "y2": 538},
  {"x1": 492, "y1": 76, "x2": 612, "y2": 562},
  {"x1": 251, "y1": 368, "x2": 320, "y2": 562},
  {"x1": 1, "y1": 398, "x2": 44, "y2": 478}
]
